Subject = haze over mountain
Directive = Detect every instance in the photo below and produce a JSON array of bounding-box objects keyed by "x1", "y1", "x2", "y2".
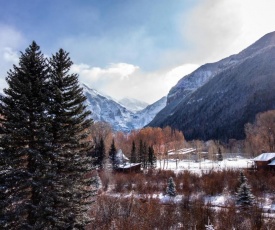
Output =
[
  {"x1": 148, "y1": 31, "x2": 275, "y2": 141},
  {"x1": 82, "y1": 84, "x2": 166, "y2": 132},
  {"x1": 118, "y1": 98, "x2": 149, "y2": 112}
]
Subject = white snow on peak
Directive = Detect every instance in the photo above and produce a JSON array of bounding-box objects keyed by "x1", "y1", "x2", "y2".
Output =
[
  {"x1": 81, "y1": 83, "x2": 166, "y2": 132},
  {"x1": 119, "y1": 98, "x2": 149, "y2": 112}
]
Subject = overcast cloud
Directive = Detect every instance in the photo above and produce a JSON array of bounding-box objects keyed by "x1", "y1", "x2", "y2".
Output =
[{"x1": 0, "y1": 0, "x2": 275, "y2": 103}]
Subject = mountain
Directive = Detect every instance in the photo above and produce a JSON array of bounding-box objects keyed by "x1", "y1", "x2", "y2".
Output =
[
  {"x1": 148, "y1": 31, "x2": 275, "y2": 141},
  {"x1": 119, "y1": 98, "x2": 149, "y2": 112},
  {"x1": 132, "y1": 96, "x2": 167, "y2": 129},
  {"x1": 82, "y1": 84, "x2": 166, "y2": 132}
]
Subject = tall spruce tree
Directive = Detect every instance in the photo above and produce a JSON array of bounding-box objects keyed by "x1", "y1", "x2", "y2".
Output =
[
  {"x1": 138, "y1": 139, "x2": 148, "y2": 168},
  {"x1": 166, "y1": 177, "x2": 177, "y2": 197},
  {"x1": 93, "y1": 137, "x2": 105, "y2": 169},
  {"x1": 217, "y1": 147, "x2": 223, "y2": 161},
  {"x1": 130, "y1": 140, "x2": 137, "y2": 163},
  {"x1": 148, "y1": 146, "x2": 157, "y2": 169},
  {"x1": 48, "y1": 48, "x2": 94, "y2": 228},
  {"x1": 0, "y1": 42, "x2": 53, "y2": 229},
  {"x1": 109, "y1": 139, "x2": 117, "y2": 170},
  {"x1": 236, "y1": 171, "x2": 255, "y2": 208},
  {"x1": 0, "y1": 44, "x2": 95, "y2": 229}
]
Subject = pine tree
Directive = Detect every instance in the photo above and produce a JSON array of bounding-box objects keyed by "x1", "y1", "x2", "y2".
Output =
[
  {"x1": 142, "y1": 141, "x2": 148, "y2": 169},
  {"x1": 0, "y1": 44, "x2": 95, "y2": 229},
  {"x1": 130, "y1": 140, "x2": 137, "y2": 163},
  {"x1": 138, "y1": 139, "x2": 143, "y2": 164},
  {"x1": 148, "y1": 145, "x2": 157, "y2": 169},
  {"x1": 238, "y1": 171, "x2": 247, "y2": 185},
  {"x1": 48, "y1": 48, "x2": 94, "y2": 228},
  {"x1": 138, "y1": 140, "x2": 148, "y2": 169},
  {"x1": 166, "y1": 177, "x2": 177, "y2": 197},
  {"x1": 109, "y1": 139, "x2": 117, "y2": 170},
  {"x1": 0, "y1": 42, "x2": 53, "y2": 229},
  {"x1": 217, "y1": 147, "x2": 223, "y2": 161},
  {"x1": 236, "y1": 171, "x2": 255, "y2": 208},
  {"x1": 93, "y1": 137, "x2": 106, "y2": 169}
]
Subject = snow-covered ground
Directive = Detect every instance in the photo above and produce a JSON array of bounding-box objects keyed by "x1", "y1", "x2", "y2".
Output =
[
  {"x1": 103, "y1": 155, "x2": 275, "y2": 214},
  {"x1": 156, "y1": 158, "x2": 253, "y2": 173}
]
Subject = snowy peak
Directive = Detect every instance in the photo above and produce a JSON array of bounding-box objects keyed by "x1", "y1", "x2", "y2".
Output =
[
  {"x1": 119, "y1": 98, "x2": 149, "y2": 112},
  {"x1": 81, "y1": 83, "x2": 166, "y2": 132}
]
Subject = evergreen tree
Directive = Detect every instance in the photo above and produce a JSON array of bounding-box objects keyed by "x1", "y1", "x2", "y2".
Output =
[
  {"x1": 236, "y1": 172, "x2": 255, "y2": 208},
  {"x1": 138, "y1": 139, "x2": 143, "y2": 164},
  {"x1": 148, "y1": 145, "x2": 157, "y2": 169},
  {"x1": 130, "y1": 140, "x2": 137, "y2": 163},
  {"x1": 109, "y1": 139, "x2": 117, "y2": 170},
  {"x1": 238, "y1": 171, "x2": 247, "y2": 185},
  {"x1": 217, "y1": 147, "x2": 223, "y2": 161},
  {"x1": 142, "y1": 141, "x2": 148, "y2": 169},
  {"x1": 138, "y1": 140, "x2": 148, "y2": 169},
  {"x1": 0, "y1": 42, "x2": 52, "y2": 229},
  {"x1": 93, "y1": 137, "x2": 106, "y2": 169},
  {"x1": 0, "y1": 44, "x2": 95, "y2": 229},
  {"x1": 166, "y1": 177, "x2": 177, "y2": 197},
  {"x1": 48, "y1": 48, "x2": 94, "y2": 228}
]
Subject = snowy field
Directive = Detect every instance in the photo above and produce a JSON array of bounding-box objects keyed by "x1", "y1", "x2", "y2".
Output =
[{"x1": 156, "y1": 157, "x2": 253, "y2": 173}]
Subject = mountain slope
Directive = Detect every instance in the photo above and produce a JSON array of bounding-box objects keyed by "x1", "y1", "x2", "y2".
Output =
[
  {"x1": 82, "y1": 84, "x2": 166, "y2": 132},
  {"x1": 83, "y1": 84, "x2": 134, "y2": 132},
  {"x1": 119, "y1": 98, "x2": 149, "y2": 112},
  {"x1": 149, "y1": 31, "x2": 275, "y2": 141}
]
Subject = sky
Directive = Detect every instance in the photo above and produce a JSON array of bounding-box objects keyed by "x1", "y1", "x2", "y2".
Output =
[{"x1": 0, "y1": 0, "x2": 275, "y2": 103}]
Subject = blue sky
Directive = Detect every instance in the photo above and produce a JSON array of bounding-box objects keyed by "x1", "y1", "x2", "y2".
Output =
[{"x1": 0, "y1": 0, "x2": 275, "y2": 103}]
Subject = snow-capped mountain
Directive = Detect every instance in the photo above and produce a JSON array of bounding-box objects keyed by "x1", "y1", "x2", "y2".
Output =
[
  {"x1": 118, "y1": 98, "x2": 149, "y2": 112},
  {"x1": 82, "y1": 84, "x2": 166, "y2": 132},
  {"x1": 149, "y1": 31, "x2": 275, "y2": 141},
  {"x1": 132, "y1": 96, "x2": 167, "y2": 129}
]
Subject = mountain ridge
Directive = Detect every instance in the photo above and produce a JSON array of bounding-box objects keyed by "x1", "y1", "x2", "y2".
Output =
[
  {"x1": 149, "y1": 31, "x2": 275, "y2": 141},
  {"x1": 82, "y1": 84, "x2": 166, "y2": 132}
]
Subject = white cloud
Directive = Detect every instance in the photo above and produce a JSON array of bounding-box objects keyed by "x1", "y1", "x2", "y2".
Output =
[
  {"x1": 0, "y1": 24, "x2": 23, "y2": 48},
  {"x1": 165, "y1": 64, "x2": 199, "y2": 84},
  {"x1": 0, "y1": 24, "x2": 23, "y2": 85},
  {"x1": 73, "y1": 62, "x2": 198, "y2": 103},
  {"x1": 181, "y1": 0, "x2": 275, "y2": 64},
  {"x1": 3, "y1": 47, "x2": 19, "y2": 63}
]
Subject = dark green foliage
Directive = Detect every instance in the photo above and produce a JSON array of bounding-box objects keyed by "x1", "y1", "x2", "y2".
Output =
[
  {"x1": 166, "y1": 177, "x2": 176, "y2": 197},
  {"x1": 138, "y1": 140, "x2": 148, "y2": 169},
  {"x1": 217, "y1": 147, "x2": 223, "y2": 161},
  {"x1": 238, "y1": 171, "x2": 247, "y2": 185},
  {"x1": 93, "y1": 137, "x2": 106, "y2": 169},
  {"x1": 48, "y1": 48, "x2": 94, "y2": 228},
  {"x1": 130, "y1": 141, "x2": 137, "y2": 163},
  {"x1": 0, "y1": 42, "x2": 52, "y2": 229},
  {"x1": 236, "y1": 172, "x2": 255, "y2": 207},
  {"x1": 109, "y1": 139, "x2": 117, "y2": 169},
  {"x1": 0, "y1": 44, "x2": 95, "y2": 229},
  {"x1": 148, "y1": 145, "x2": 156, "y2": 168}
]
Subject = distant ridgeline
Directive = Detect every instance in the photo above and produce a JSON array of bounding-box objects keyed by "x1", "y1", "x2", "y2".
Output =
[{"x1": 148, "y1": 31, "x2": 275, "y2": 141}]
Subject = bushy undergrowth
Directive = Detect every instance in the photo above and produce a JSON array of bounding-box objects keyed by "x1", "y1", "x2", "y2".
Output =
[
  {"x1": 89, "y1": 195, "x2": 274, "y2": 230},
  {"x1": 107, "y1": 169, "x2": 275, "y2": 196},
  {"x1": 90, "y1": 169, "x2": 275, "y2": 229}
]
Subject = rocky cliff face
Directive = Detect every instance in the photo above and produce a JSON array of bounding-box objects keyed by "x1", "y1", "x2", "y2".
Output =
[{"x1": 149, "y1": 31, "x2": 275, "y2": 141}]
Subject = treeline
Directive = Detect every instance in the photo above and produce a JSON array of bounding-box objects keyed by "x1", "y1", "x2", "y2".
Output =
[{"x1": 89, "y1": 125, "x2": 185, "y2": 170}]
